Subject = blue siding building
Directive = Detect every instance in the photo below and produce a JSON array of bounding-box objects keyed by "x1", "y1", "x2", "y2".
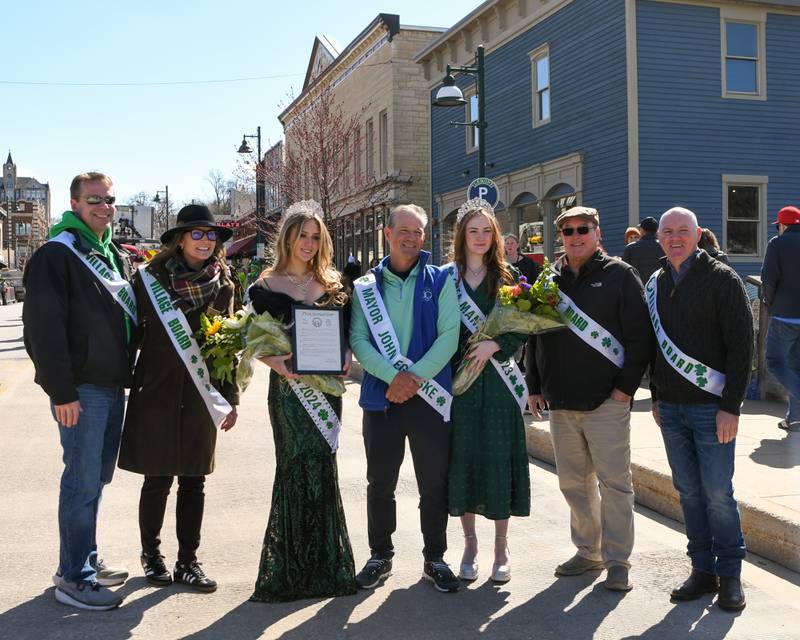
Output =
[{"x1": 415, "y1": 0, "x2": 800, "y2": 273}]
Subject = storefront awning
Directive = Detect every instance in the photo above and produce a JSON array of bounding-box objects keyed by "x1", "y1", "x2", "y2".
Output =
[{"x1": 226, "y1": 233, "x2": 256, "y2": 258}]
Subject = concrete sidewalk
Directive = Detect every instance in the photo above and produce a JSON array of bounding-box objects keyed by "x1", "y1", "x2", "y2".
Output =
[{"x1": 525, "y1": 387, "x2": 800, "y2": 572}]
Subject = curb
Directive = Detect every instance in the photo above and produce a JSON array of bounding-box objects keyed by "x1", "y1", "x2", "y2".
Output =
[{"x1": 525, "y1": 421, "x2": 800, "y2": 573}]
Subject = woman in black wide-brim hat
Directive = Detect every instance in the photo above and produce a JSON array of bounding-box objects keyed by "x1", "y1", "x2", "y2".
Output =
[{"x1": 118, "y1": 204, "x2": 241, "y2": 593}]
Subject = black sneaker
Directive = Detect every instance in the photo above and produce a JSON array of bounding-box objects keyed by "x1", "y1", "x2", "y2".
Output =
[
  {"x1": 174, "y1": 561, "x2": 217, "y2": 593},
  {"x1": 423, "y1": 560, "x2": 460, "y2": 593},
  {"x1": 141, "y1": 553, "x2": 172, "y2": 586},
  {"x1": 355, "y1": 556, "x2": 392, "y2": 589}
]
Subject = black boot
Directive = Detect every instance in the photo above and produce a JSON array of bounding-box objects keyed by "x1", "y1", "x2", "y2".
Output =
[
  {"x1": 717, "y1": 576, "x2": 746, "y2": 611},
  {"x1": 670, "y1": 568, "x2": 719, "y2": 601}
]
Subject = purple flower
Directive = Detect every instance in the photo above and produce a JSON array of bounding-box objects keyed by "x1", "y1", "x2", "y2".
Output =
[
  {"x1": 521, "y1": 282, "x2": 532, "y2": 291},
  {"x1": 518, "y1": 275, "x2": 528, "y2": 283}
]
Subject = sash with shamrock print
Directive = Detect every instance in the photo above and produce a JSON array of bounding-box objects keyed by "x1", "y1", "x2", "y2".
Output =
[
  {"x1": 645, "y1": 272, "x2": 725, "y2": 397},
  {"x1": 354, "y1": 273, "x2": 452, "y2": 421},
  {"x1": 287, "y1": 379, "x2": 341, "y2": 451},
  {"x1": 547, "y1": 275, "x2": 626, "y2": 368},
  {"x1": 50, "y1": 231, "x2": 138, "y2": 325},
  {"x1": 140, "y1": 266, "x2": 233, "y2": 428},
  {"x1": 445, "y1": 263, "x2": 528, "y2": 412}
]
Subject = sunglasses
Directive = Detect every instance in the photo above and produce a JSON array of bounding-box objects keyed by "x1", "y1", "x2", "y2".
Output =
[
  {"x1": 188, "y1": 229, "x2": 219, "y2": 241},
  {"x1": 84, "y1": 195, "x2": 116, "y2": 205},
  {"x1": 561, "y1": 225, "x2": 595, "y2": 236}
]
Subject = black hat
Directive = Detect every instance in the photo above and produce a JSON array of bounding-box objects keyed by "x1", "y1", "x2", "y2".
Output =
[
  {"x1": 160, "y1": 204, "x2": 233, "y2": 244},
  {"x1": 639, "y1": 216, "x2": 659, "y2": 234}
]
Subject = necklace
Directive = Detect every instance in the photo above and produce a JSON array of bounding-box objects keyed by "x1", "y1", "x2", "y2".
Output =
[
  {"x1": 466, "y1": 263, "x2": 486, "y2": 278},
  {"x1": 284, "y1": 270, "x2": 314, "y2": 293}
]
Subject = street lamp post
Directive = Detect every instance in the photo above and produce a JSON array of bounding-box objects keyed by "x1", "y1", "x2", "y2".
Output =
[
  {"x1": 432, "y1": 44, "x2": 487, "y2": 178},
  {"x1": 153, "y1": 186, "x2": 169, "y2": 239},
  {"x1": 237, "y1": 126, "x2": 264, "y2": 259}
]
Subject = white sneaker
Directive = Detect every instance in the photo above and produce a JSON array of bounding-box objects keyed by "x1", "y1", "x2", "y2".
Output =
[{"x1": 55, "y1": 580, "x2": 123, "y2": 611}]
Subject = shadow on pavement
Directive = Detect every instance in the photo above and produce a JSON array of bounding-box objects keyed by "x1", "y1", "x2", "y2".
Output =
[
  {"x1": 0, "y1": 579, "x2": 173, "y2": 640},
  {"x1": 750, "y1": 434, "x2": 799, "y2": 469},
  {"x1": 619, "y1": 599, "x2": 737, "y2": 639}
]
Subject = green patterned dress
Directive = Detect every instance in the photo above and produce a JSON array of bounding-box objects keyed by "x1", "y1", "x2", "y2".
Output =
[
  {"x1": 448, "y1": 276, "x2": 531, "y2": 520},
  {"x1": 249, "y1": 287, "x2": 356, "y2": 602}
]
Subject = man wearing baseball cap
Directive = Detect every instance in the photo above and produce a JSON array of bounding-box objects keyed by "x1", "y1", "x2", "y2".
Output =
[
  {"x1": 762, "y1": 205, "x2": 800, "y2": 433},
  {"x1": 622, "y1": 216, "x2": 664, "y2": 283},
  {"x1": 526, "y1": 206, "x2": 651, "y2": 592}
]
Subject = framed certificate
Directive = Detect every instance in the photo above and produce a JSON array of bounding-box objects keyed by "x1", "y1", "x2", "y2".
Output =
[{"x1": 290, "y1": 305, "x2": 345, "y2": 375}]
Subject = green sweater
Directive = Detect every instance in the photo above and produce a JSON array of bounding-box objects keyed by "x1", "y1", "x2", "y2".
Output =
[{"x1": 350, "y1": 260, "x2": 460, "y2": 384}]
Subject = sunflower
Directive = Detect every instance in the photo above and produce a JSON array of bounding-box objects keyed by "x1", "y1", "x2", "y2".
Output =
[{"x1": 205, "y1": 318, "x2": 223, "y2": 338}]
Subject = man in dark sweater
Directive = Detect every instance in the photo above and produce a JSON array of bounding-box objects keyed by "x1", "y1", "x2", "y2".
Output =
[
  {"x1": 622, "y1": 216, "x2": 664, "y2": 283},
  {"x1": 526, "y1": 207, "x2": 651, "y2": 592},
  {"x1": 648, "y1": 207, "x2": 752, "y2": 612},
  {"x1": 762, "y1": 205, "x2": 800, "y2": 433}
]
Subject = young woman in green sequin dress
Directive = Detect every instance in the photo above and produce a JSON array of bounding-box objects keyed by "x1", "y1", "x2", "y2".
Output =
[{"x1": 248, "y1": 201, "x2": 356, "y2": 602}]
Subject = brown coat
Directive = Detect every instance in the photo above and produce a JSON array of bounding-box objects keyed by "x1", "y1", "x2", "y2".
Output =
[{"x1": 118, "y1": 262, "x2": 240, "y2": 477}]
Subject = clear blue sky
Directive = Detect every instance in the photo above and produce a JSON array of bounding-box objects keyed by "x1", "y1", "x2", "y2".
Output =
[{"x1": 4, "y1": 0, "x2": 477, "y2": 219}]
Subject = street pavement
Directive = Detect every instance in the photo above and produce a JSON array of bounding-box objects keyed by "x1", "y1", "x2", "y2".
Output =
[{"x1": 1, "y1": 301, "x2": 799, "y2": 640}]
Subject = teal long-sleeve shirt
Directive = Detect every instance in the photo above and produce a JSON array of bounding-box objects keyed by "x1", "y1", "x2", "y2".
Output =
[{"x1": 350, "y1": 262, "x2": 460, "y2": 385}]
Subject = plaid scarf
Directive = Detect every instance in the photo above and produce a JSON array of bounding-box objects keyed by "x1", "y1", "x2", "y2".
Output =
[{"x1": 165, "y1": 256, "x2": 223, "y2": 312}]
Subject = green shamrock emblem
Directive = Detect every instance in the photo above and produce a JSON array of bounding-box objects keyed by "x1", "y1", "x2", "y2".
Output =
[
  {"x1": 613, "y1": 348, "x2": 619, "y2": 356},
  {"x1": 509, "y1": 374, "x2": 518, "y2": 384},
  {"x1": 205, "y1": 384, "x2": 211, "y2": 391},
  {"x1": 694, "y1": 364, "x2": 707, "y2": 376},
  {"x1": 602, "y1": 337, "x2": 612, "y2": 349},
  {"x1": 191, "y1": 355, "x2": 198, "y2": 364},
  {"x1": 197, "y1": 369, "x2": 204, "y2": 378},
  {"x1": 319, "y1": 409, "x2": 329, "y2": 421},
  {"x1": 436, "y1": 396, "x2": 446, "y2": 407},
  {"x1": 514, "y1": 384, "x2": 525, "y2": 396},
  {"x1": 591, "y1": 331, "x2": 599, "y2": 339},
  {"x1": 326, "y1": 421, "x2": 334, "y2": 429},
  {"x1": 697, "y1": 377, "x2": 708, "y2": 388}
]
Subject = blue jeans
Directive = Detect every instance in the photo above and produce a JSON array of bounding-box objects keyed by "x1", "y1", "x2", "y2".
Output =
[
  {"x1": 55, "y1": 384, "x2": 124, "y2": 583},
  {"x1": 658, "y1": 402, "x2": 746, "y2": 577},
  {"x1": 765, "y1": 318, "x2": 800, "y2": 424}
]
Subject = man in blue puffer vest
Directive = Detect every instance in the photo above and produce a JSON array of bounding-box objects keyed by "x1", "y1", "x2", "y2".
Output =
[{"x1": 350, "y1": 203, "x2": 461, "y2": 593}]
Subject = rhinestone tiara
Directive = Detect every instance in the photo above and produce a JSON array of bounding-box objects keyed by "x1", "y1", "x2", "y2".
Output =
[{"x1": 456, "y1": 197, "x2": 495, "y2": 224}]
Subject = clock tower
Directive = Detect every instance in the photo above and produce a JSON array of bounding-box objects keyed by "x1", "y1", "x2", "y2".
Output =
[{"x1": 3, "y1": 151, "x2": 16, "y2": 196}]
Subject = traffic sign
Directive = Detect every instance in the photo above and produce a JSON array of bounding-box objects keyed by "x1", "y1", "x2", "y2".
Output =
[{"x1": 467, "y1": 178, "x2": 499, "y2": 208}]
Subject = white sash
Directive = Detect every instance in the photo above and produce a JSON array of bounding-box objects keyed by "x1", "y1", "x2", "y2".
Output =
[
  {"x1": 445, "y1": 263, "x2": 528, "y2": 412},
  {"x1": 549, "y1": 275, "x2": 625, "y2": 368},
  {"x1": 139, "y1": 266, "x2": 233, "y2": 427},
  {"x1": 287, "y1": 379, "x2": 341, "y2": 452},
  {"x1": 49, "y1": 230, "x2": 137, "y2": 325},
  {"x1": 354, "y1": 273, "x2": 452, "y2": 421},
  {"x1": 645, "y1": 272, "x2": 726, "y2": 397}
]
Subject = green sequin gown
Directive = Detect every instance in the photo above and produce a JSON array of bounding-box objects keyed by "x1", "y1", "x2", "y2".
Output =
[
  {"x1": 448, "y1": 276, "x2": 531, "y2": 520},
  {"x1": 249, "y1": 287, "x2": 357, "y2": 602}
]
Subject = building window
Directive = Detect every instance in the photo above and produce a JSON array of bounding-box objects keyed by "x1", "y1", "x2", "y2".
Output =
[
  {"x1": 353, "y1": 126, "x2": 362, "y2": 185},
  {"x1": 378, "y1": 110, "x2": 388, "y2": 176},
  {"x1": 465, "y1": 87, "x2": 479, "y2": 153},
  {"x1": 529, "y1": 44, "x2": 551, "y2": 127},
  {"x1": 365, "y1": 118, "x2": 374, "y2": 178},
  {"x1": 721, "y1": 10, "x2": 766, "y2": 100},
  {"x1": 722, "y1": 174, "x2": 767, "y2": 259}
]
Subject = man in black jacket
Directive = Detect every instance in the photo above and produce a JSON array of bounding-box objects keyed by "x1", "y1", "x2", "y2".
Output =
[
  {"x1": 762, "y1": 205, "x2": 800, "y2": 433},
  {"x1": 23, "y1": 172, "x2": 134, "y2": 611},
  {"x1": 526, "y1": 207, "x2": 651, "y2": 592},
  {"x1": 649, "y1": 207, "x2": 752, "y2": 612},
  {"x1": 622, "y1": 216, "x2": 664, "y2": 283}
]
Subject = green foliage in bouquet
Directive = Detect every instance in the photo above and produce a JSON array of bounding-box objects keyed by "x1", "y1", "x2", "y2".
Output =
[{"x1": 195, "y1": 310, "x2": 251, "y2": 385}]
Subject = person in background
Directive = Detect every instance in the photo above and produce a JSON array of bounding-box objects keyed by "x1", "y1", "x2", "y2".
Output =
[
  {"x1": 762, "y1": 205, "x2": 800, "y2": 433},
  {"x1": 622, "y1": 216, "x2": 664, "y2": 283},
  {"x1": 624, "y1": 227, "x2": 641, "y2": 246},
  {"x1": 503, "y1": 234, "x2": 541, "y2": 284},
  {"x1": 698, "y1": 228, "x2": 730, "y2": 266},
  {"x1": 342, "y1": 254, "x2": 362, "y2": 290}
]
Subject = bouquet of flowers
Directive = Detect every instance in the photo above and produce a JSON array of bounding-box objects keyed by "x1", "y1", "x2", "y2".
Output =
[
  {"x1": 236, "y1": 307, "x2": 346, "y2": 397},
  {"x1": 452, "y1": 262, "x2": 566, "y2": 396},
  {"x1": 195, "y1": 310, "x2": 252, "y2": 385}
]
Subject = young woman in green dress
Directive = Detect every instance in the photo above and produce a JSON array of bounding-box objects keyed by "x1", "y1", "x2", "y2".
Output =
[
  {"x1": 448, "y1": 202, "x2": 531, "y2": 584},
  {"x1": 248, "y1": 201, "x2": 357, "y2": 602}
]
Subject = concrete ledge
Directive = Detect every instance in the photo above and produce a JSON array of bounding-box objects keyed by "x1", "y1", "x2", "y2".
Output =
[{"x1": 525, "y1": 420, "x2": 800, "y2": 573}]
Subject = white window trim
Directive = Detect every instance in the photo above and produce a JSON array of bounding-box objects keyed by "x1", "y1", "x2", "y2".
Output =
[
  {"x1": 720, "y1": 7, "x2": 767, "y2": 101},
  {"x1": 528, "y1": 43, "x2": 551, "y2": 127},
  {"x1": 464, "y1": 85, "x2": 478, "y2": 154},
  {"x1": 722, "y1": 174, "x2": 768, "y2": 262}
]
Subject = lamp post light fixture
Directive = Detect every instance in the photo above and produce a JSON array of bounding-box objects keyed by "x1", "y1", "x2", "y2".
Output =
[
  {"x1": 433, "y1": 44, "x2": 487, "y2": 178},
  {"x1": 153, "y1": 186, "x2": 169, "y2": 238},
  {"x1": 237, "y1": 126, "x2": 265, "y2": 259}
]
